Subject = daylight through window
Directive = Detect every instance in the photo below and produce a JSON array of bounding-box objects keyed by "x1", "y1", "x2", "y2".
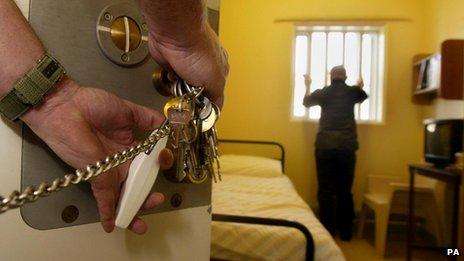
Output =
[{"x1": 292, "y1": 25, "x2": 385, "y2": 123}]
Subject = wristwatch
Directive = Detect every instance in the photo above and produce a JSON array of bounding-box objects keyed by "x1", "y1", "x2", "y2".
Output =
[{"x1": 0, "y1": 53, "x2": 66, "y2": 121}]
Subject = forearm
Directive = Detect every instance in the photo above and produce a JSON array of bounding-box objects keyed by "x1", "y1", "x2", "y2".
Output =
[
  {"x1": 302, "y1": 86, "x2": 311, "y2": 107},
  {"x1": 0, "y1": 0, "x2": 45, "y2": 97},
  {"x1": 0, "y1": 1, "x2": 77, "y2": 125},
  {"x1": 303, "y1": 95, "x2": 311, "y2": 107}
]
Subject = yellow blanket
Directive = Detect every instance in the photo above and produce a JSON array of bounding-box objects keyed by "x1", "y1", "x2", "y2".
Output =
[{"x1": 212, "y1": 174, "x2": 345, "y2": 261}]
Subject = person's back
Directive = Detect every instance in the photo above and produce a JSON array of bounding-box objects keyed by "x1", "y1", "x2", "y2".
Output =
[
  {"x1": 302, "y1": 65, "x2": 367, "y2": 241},
  {"x1": 313, "y1": 80, "x2": 367, "y2": 150}
]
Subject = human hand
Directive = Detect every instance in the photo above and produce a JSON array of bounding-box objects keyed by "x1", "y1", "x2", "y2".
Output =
[
  {"x1": 22, "y1": 79, "x2": 174, "y2": 234},
  {"x1": 303, "y1": 74, "x2": 312, "y2": 88},
  {"x1": 148, "y1": 27, "x2": 229, "y2": 108},
  {"x1": 357, "y1": 78, "x2": 364, "y2": 88},
  {"x1": 136, "y1": 0, "x2": 229, "y2": 108}
]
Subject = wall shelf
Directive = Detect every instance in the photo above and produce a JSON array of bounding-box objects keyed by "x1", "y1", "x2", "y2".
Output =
[
  {"x1": 414, "y1": 88, "x2": 438, "y2": 96},
  {"x1": 412, "y1": 40, "x2": 464, "y2": 104}
]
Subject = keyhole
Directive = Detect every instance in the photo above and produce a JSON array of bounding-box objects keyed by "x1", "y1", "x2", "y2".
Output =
[{"x1": 110, "y1": 16, "x2": 142, "y2": 52}]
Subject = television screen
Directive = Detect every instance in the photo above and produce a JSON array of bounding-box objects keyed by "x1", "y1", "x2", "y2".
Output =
[
  {"x1": 424, "y1": 119, "x2": 463, "y2": 167},
  {"x1": 425, "y1": 123, "x2": 451, "y2": 159}
]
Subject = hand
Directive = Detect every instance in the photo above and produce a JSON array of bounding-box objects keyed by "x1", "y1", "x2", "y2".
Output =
[
  {"x1": 303, "y1": 74, "x2": 312, "y2": 88},
  {"x1": 137, "y1": 0, "x2": 229, "y2": 108},
  {"x1": 22, "y1": 79, "x2": 174, "y2": 234},
  {"x1": 357, "y1": 78, "x2": 364, "y2": 88},
  {"x1": 148, "y1": 27, "x2": 229, "y2": 108}
]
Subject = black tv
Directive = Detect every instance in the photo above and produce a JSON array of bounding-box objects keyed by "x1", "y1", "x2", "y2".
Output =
[{"x1": 424, "y1": 119, "x2": 463, "y2": 168}]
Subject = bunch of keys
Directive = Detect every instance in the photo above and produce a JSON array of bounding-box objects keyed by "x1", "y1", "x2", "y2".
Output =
[
  {"x1": 164, "y1": 79, "x2": 221, "y2": 184},
  {"x1": 115, "y1": 72, "x2": 221, "y2": 228},
  {"x1": 0, "y1": 69, "x2": 221, "y2": 228}
]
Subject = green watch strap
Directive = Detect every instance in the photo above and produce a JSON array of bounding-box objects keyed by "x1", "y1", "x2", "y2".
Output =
[{"x1": 0, "y1": 54, "x2": 66, "y2": 121}]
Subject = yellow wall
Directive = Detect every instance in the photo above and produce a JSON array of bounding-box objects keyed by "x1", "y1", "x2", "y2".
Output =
[
  {"x1": 421, "y1": 0, "x2": 464, "y2": 119},
  {"x1": 218, "y1": 0, "x2": 426, "y2": 209},
  {"x1": 424, "y1": 0, "x2": 464, "y2": 52}
]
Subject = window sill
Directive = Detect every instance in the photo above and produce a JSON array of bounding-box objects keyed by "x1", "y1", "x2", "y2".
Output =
[{"x1": 290, "y1": 117, "x2": 385, "y2": 126}]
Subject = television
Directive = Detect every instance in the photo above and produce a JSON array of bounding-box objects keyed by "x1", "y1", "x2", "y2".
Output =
[{"x1": 424, "y1": 119, "x2": 463, "y2": 168}]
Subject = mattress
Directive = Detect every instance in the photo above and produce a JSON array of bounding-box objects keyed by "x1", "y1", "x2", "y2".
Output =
[{"x1": 211, "y1": 174, "x2": 345, "y2": 261}]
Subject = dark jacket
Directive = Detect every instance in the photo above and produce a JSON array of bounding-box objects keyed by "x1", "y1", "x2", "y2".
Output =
[{"x1": 303, "y1": 80, "x2": 368, "y2": 151}]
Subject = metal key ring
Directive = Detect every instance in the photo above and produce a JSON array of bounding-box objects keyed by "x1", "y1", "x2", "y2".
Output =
[
  {"x1": 211, "y1": 102, "x2": 221, "y2": 118},
  {"x1": 176, "y1": 81, "x2": 184, "y2": 97},
  {"x1": 172, "y1": 81, "x2": 179, "y2": 97},
  {"x1": 183, "y1": 81, "x2": 203, "y2": 98},
  {"x1": 184, "y1": 81, "x2": 193, "y2": 93}
]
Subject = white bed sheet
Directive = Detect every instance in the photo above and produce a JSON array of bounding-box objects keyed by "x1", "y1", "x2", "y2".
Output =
[{"x1": 211, "y1": 174, "x2": 345, "y2": 261}]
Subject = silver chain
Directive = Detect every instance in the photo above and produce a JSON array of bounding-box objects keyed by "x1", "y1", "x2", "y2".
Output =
[{"x1": 0, "y1": 123, "x2": 171, "y2": 214}]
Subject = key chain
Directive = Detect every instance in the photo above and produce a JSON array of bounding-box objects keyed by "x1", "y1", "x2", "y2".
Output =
[{"x1": 0, "y1": 76, "x2": 222, "y2": 217}]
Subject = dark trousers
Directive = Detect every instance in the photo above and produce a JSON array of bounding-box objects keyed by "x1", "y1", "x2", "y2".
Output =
[{"x1": 315, "y1": 149, "x2": 356, "y2": 238}]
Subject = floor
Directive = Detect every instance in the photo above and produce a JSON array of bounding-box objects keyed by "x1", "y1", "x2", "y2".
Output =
[
  {"x1": 335, "y1": 238, "x2": 403, "y2": 261},
  {"x1": 335, "y1": 220, "x2": 448, "y2": 261}
]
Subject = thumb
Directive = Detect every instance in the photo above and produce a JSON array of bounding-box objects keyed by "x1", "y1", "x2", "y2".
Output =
[{"x1": 124, "y1": 100, "x2": 166, "y2": 130}]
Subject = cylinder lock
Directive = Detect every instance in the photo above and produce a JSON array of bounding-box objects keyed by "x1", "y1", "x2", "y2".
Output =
[
  {"x1": 152, "y1": 68, "x2": 176, "y2": 97},
  {"x1": 96, "y1": 3, "x2": 149, "y2": 66},
  {"x1": 110, "y1": 16, "x2": 142, "y2": 52}
]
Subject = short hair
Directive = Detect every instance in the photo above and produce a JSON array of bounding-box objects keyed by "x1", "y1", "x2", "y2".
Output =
[{"x1": 330, "y1": 66, "x2": 347, "y2": 81}]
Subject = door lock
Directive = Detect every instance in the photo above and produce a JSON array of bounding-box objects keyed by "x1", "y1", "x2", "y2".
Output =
[
  {"x1": 110, "y1": 16, "x2": 142, "y2": 53},
  {"x1": 96, "y1": 3, "x2": 149, "y2": 66}
]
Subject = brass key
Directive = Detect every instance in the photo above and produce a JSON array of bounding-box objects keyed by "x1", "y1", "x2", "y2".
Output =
[{"x1": 164, "y1": 96, "x2": 194, "y2": 182}]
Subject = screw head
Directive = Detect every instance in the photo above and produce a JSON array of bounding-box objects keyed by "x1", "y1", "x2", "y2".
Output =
[
  {"x1": 121, "y1": 53, "x2": 130, "y2": 62},
  {"x1": 141, "y1": 23, "x2": 148, "y2": 32},
  {"x1": 170, "y1": 193, "x2": 183, "y2": 208},
  {"x1": 61, "y1": 205, "x2": 79, "y2": 223},
  {"x1": 104, "y1": 12, "x2": 113, "y2": 21}
]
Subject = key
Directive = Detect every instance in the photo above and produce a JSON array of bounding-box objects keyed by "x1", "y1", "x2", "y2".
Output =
[
  {"x1": 186, "y1": 162, "x2": 208, "y2": 184},
  {"x1": 165, "y1": 96, "x2": 193, "y2": 185},
  {"x1": 204, "y1": 139, "x2": 218, "y2": 183},
  {"x1": 184, "y1": 144, "x2": 197, "y2": 173},
  {"x1": 208, "y1": 127, "x2": 221, "y2": 181},
  {"x1": 199, "y1": 98, "x2": 219, "y2": 132},
  {"x1": 199, "y1": 97, "x2": 213, "y2": 120},
  {"x1": 185, "y1": 126, "x2": 209, "y2": 184},
  {"x1": 175, "y1": 141, "x2": 188, "y2": 182}
]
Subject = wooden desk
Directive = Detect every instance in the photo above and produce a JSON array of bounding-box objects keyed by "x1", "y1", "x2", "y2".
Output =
[{"x1": 407, "y1": 164, "x2": 461, "y2": 260}]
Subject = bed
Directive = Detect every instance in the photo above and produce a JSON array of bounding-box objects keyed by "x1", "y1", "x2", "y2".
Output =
[{"x1": 211, "y1": 140, "x2": 345, "y2": 261}]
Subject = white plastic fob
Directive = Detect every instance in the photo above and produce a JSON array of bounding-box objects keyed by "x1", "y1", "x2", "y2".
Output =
[{"x1": 115, "y1": 135, "x2": 169, "y2": 229}]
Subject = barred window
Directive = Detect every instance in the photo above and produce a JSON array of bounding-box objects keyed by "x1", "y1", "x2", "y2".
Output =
[{"x1": 292, "y1": 25, "x2": 385, "y2": 123}]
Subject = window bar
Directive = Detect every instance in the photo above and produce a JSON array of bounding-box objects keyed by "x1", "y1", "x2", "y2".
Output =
[
  {"x1": 324, "y1": 32, "x2": 329, "y2": 86},
  {"x1": 356, "y1": 32, "x2": 363, "y2": 120},
  {"x1": 377, "y1": 33, "x2": 385, "y2": 121},
  {"x1": 293, "y1": 33, "x2": 301, "y2": 119},
  {"x1": 342, "y1": 32, "x2": 346, "y2": 65},
  {"x1": 306, "y1": 32, "x2": 312, "y2": 119},
  {"x1": 370, "y1": 34, "x2": 378, "y2": 121}
]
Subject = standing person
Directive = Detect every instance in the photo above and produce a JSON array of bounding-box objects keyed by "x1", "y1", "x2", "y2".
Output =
[{"x1": 303, "y1": 66, "x2": 367, "y2": 241}]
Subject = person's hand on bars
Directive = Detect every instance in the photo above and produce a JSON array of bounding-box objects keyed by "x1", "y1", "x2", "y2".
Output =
[
  {"x1": 304, "y1": 74, "x2": 312, "y2": 88},
  {"x1": 357, "y1": 78, "x2": 365, "y2": 88},
  {"x1": 137, "y1": 0, "x2": 229, "y2": 108},
  {"x1": 22, "y1": 79, "x2": 174, "y2": 234}
]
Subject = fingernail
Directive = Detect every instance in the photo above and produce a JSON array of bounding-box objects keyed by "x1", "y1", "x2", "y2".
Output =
[{"x1": 153, "y1": 193, "x2": 164, "y2": 204}]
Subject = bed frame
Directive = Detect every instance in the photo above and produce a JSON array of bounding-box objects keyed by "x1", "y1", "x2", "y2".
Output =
[
  {"x1": 218, "y1": 139, "x2": 286, "y2": 172},
  {"x1": 212, "y1": 139, "x2": 314, "y2": 261}
]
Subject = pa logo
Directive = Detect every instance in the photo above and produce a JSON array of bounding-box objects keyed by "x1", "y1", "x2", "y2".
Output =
[{"x1": 447, "y1": 248, "x2": 461, "y2": 256}]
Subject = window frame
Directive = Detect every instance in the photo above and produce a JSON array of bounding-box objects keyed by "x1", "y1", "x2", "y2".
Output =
[{"x1": 289, "y1": 23, "x2": 387, "y2": 125}]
